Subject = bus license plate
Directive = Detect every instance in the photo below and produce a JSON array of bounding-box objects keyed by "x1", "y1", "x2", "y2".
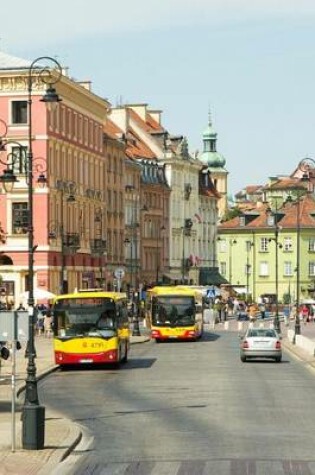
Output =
[{"x1": 79, "y1": 359, "x2": 93, "y2": 363}]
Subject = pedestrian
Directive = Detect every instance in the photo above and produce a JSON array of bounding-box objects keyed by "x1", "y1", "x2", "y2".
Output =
[
  {"x1": 44, "y1": 313, "x2": 52, "y2": 337},
  {"x1": 301, "y1": 304, "x2": 310, "y2": 324},
  {"x1": 259, "y1": 301, "x2": 266, "y2": 319}
]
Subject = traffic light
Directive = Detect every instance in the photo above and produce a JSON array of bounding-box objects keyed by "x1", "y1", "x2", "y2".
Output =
[
  {"x1": 0, "y1": 341, "x2": 21, "y2": 360},
  {"x1": 0, "y1": 343, "x2": 10, "y2": 360}
]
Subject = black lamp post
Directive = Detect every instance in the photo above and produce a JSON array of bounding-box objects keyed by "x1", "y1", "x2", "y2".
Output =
[
  {"x1": 245, "y1": 240, "x2": 254, "y2": 302},
  {"x1": 156, "y1": 225, "x2": 166, "y2": 284},
  {"x1": 91, "y1": 207, "x2": 107, "y2": 288},
  {"x1": 266, "y1": 202, "x2": 282, "y2": 334},
  {"x1": 54, "y1": 180, "x2": 76, "y2": 294},
  {"x1": 290, "y1": 157, "x2": 315, "y2": 341},
  {"x1": 229, "y1": 238, "x2": 237, "y2": 284},
  {"x1": 22, "y1": 56, "x2": 62, "y2": 450},
  {"x1": 1, "y1": 57, "x2": 63, "y2": 450},
  {"x1": 182, "y1": 218, "x2": 193, "y2": 283}
]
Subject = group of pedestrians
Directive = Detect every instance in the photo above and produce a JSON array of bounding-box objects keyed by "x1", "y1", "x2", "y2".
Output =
[{"x1": 35, "y1": 304, "x2": 53, "y2": 337}]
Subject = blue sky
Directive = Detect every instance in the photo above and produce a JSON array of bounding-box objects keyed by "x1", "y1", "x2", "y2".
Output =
[{"x1": 2, "y1": 0, "x2": 315, "y2": 195}]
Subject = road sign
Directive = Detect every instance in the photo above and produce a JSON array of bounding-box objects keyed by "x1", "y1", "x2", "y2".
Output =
[
  {"x1": 114, "y1": 267, "x2": 125, "y2": 280},
  {"x1": 206, "y1": 288, "x2": 216, "y2": 299}
]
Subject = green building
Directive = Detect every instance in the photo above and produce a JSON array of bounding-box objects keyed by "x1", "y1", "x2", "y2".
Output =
[{"x1": 217, "y1": 178, "x2": 315, "y2": 305}]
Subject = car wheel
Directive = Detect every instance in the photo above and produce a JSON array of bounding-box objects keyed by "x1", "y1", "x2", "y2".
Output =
[{"x1": 240, "y1": 355, "x2": 247, "y2": 362}]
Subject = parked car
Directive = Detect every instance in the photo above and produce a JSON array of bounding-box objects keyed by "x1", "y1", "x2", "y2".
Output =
[{"x1": 239, "y1": 327, "x2": 282, "y2": 363}]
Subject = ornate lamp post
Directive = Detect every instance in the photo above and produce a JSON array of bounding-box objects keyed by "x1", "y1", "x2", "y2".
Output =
[
  {"x1": 49, "y1": 180, "x2": 77, "y2": 294},
  {"x1": 182, "y1": 218, "x2": 193, "y2": 283},
  {"x1": 288, "y1": 157, "x2": 315, "y2": 341},
  {"x1": 90, "y1": 207, "x2": 107, "y2": 288},
  {"x1": 0, "y1": 57, "x2": 62, "y2": 450},
  {"x1": 245, "y1": 240, "x2": 254, "y2": 302},
  {"x1": 229, "y1": 238, "x2": 237, "y2": 284},
  {"x1": 156, "y1": 225, "x2": 166, "y2": 285},
  {"x1": 266, "y1": 201, "x2": 282, "y2": 334}
]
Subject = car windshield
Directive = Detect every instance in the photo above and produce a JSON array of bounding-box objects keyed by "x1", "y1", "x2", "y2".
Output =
[{"x1": 247, "y1": 329, "x2": 276, "y2": 338}]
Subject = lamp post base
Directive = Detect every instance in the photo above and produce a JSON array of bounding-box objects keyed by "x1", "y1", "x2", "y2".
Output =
[
  {"x1": 132, "y1": 317, "x2": 141, "y2": 336},
  {"x1": 22, "y1": 405, "x2": 45, "y2": 450},
  {"x1": 273, "y1": 316, "x2": 281, "y2": 334},
  {"x1": 293, "y1": 320, "x2": 301, "y2": 344}
]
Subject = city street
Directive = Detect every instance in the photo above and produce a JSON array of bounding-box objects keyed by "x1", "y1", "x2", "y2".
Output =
[{"x1": 36, "y1": 326, "x2": 315, "y2": 475}]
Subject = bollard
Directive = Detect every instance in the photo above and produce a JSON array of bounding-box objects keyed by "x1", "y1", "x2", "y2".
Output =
[{"x1": 224, "y1": 321, "x2": 229, "y2": 330}]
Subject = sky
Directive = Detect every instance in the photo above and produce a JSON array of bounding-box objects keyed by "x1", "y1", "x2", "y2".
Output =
[{"x1": 2, "y1": 0, "x2": 315, "y2": 196}]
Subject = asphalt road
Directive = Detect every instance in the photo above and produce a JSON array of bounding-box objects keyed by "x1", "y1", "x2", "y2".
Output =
[{"x1": 39, "y1": 329, "x2": 315, "y2": 475}]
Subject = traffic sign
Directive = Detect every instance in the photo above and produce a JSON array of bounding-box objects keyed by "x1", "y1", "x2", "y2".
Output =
[{"x1": 114, "y1": 267, "x2": 125, "y2": 279}]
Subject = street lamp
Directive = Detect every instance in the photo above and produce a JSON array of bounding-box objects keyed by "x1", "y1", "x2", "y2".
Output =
[
  {"x1": 266, "y1": 201, "x2": 282, "y2": 334},
  {"x1": 49, "y1": 180, "x2": 77, "y2": 294},
  {"x1": 91, "y1": 208, "x2": 107, "y2": 288},
  {"x1": 156, "y1": 225, "x2": 166, "y2": 284},
  {"x1": 245, "y1": 240, "x2": 254, "y2": 302},
  {"x1": 22, "y1": 56, "x2": 62, "y2": 450},
  {"x1": 229, "y1": 239, "x2": 237, "y2": 284},
  {"x1": 124, "y1": 186, "x2": 148, "y2": 336},
  {"x1": 182, "y1": 218, "x2": 193, "y2": 283},
  {"x1": 288, "y1": 157, "x2": 315, "y2": 341},
  {"x1": 0, "y1": 56, "x2": 63, "y2": 450}
]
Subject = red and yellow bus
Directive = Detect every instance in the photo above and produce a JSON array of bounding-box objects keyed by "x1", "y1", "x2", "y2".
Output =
[
  {"x1": 52, "y1": 290, "x2": 130, "y2": 367},
  {"x1": 146, "y1": 286, "x2": 203, "y2": 342}
]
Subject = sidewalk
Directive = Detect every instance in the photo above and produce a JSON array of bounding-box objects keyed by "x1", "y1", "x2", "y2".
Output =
[{"x1": 0, "y1": 329, "x2": 151, "y2": 475}]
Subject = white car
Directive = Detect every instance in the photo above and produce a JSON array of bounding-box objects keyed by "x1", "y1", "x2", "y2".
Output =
[{"x1": 240, "y1": 327, "x2": 282, "y2": 363}]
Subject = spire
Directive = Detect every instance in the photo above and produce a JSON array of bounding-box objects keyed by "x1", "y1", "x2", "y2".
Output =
[{"x1": 208, "y1": 106, "x2": 212, "y2": 127}]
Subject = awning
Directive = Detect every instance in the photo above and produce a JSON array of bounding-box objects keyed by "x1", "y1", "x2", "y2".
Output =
[
  {"x1": 233, "y1": 286, "x2": 247, "y2": 295},
  {"x1": 199, "y1": 267, "x2": 228, "y2": 286},
  {"x1": 162, "y1": 273, "x2": 184, "y2": 283}
]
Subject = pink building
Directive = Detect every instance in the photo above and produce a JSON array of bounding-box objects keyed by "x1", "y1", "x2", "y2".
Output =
[{"x1": 0, "y1": 52, "x2": 121, "y2": 304}]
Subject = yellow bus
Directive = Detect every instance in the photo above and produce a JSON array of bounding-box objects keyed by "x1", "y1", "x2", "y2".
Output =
[
  {"x1": 51, "y1": 290, "x2": 130, "y2": 367},
  {"x1": 146, "y1": 286, "x2": 203, "y2": 342}
]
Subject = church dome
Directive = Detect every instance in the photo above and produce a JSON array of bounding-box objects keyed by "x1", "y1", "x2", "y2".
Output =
[{"x1": 200, "y1": 113, "x2": 226, "y2": 169}]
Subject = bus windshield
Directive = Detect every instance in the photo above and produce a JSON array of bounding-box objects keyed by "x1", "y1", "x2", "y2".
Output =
[
  {"x1": 53, "y1": 298, "x2": 117, "y2": 338},
  {"x1": 151, "y1": 296, "x2": 195, "y2": 327}
]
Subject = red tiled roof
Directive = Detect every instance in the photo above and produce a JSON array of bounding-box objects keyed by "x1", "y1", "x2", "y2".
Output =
[
  {"x1": 125, "y1": 128, "x2": 156, "y2": 160},
  {"x1": 220, "y1": 194, "x2": 315, "y2": 230},
  {"x1": 103, "y1": 118, "x2": 123, "y2": 139},
  {"x1": 128, "y1": 108, "x2": 164, "y2": 133}
]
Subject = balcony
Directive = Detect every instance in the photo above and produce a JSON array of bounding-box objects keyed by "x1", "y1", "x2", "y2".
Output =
[
  {"x1": 90, "y1": 238, "x2": 107, "y2": 256},
  {"x1": 63, "y1": 233, "x2": 80, "y2": 254}
]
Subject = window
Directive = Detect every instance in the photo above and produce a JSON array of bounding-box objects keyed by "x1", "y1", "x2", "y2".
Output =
[
  {"x1": 219, "y1": 262, "x2": 226, "y2": 276},
  {"x1": 267, "y1": 215, "x2": 275, "y2": 227},
  {"x1": 284, "y1": 261, "x2": 293, "y2": 276},
  {"x1": 11, "y1": 101, "x2": 27, "y2": 124},
  {"x1": 283, "y1": 237, "x2": 293, "y2": 252},
  {"x1": 259, "y1": 261, "x2": 269, "y2": 276},
  {"x1": 309, "y1": 262, "x2": 315, "y2": 277},
  {"x1": 309, "y1": 238, "x2": 315, "y2": 252},
  {"x1": 218, "y1": 239, "x2": 227, "y2": 252},
  {"x1": 12, "y1": 203, "x2": 28, "y2": 234},
  {"x1": 259, "y1": 238, "x2": 269, "y2": 252},
  {"x1": 11, "y1": 146, "x2": 28, "y2": 174}
]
